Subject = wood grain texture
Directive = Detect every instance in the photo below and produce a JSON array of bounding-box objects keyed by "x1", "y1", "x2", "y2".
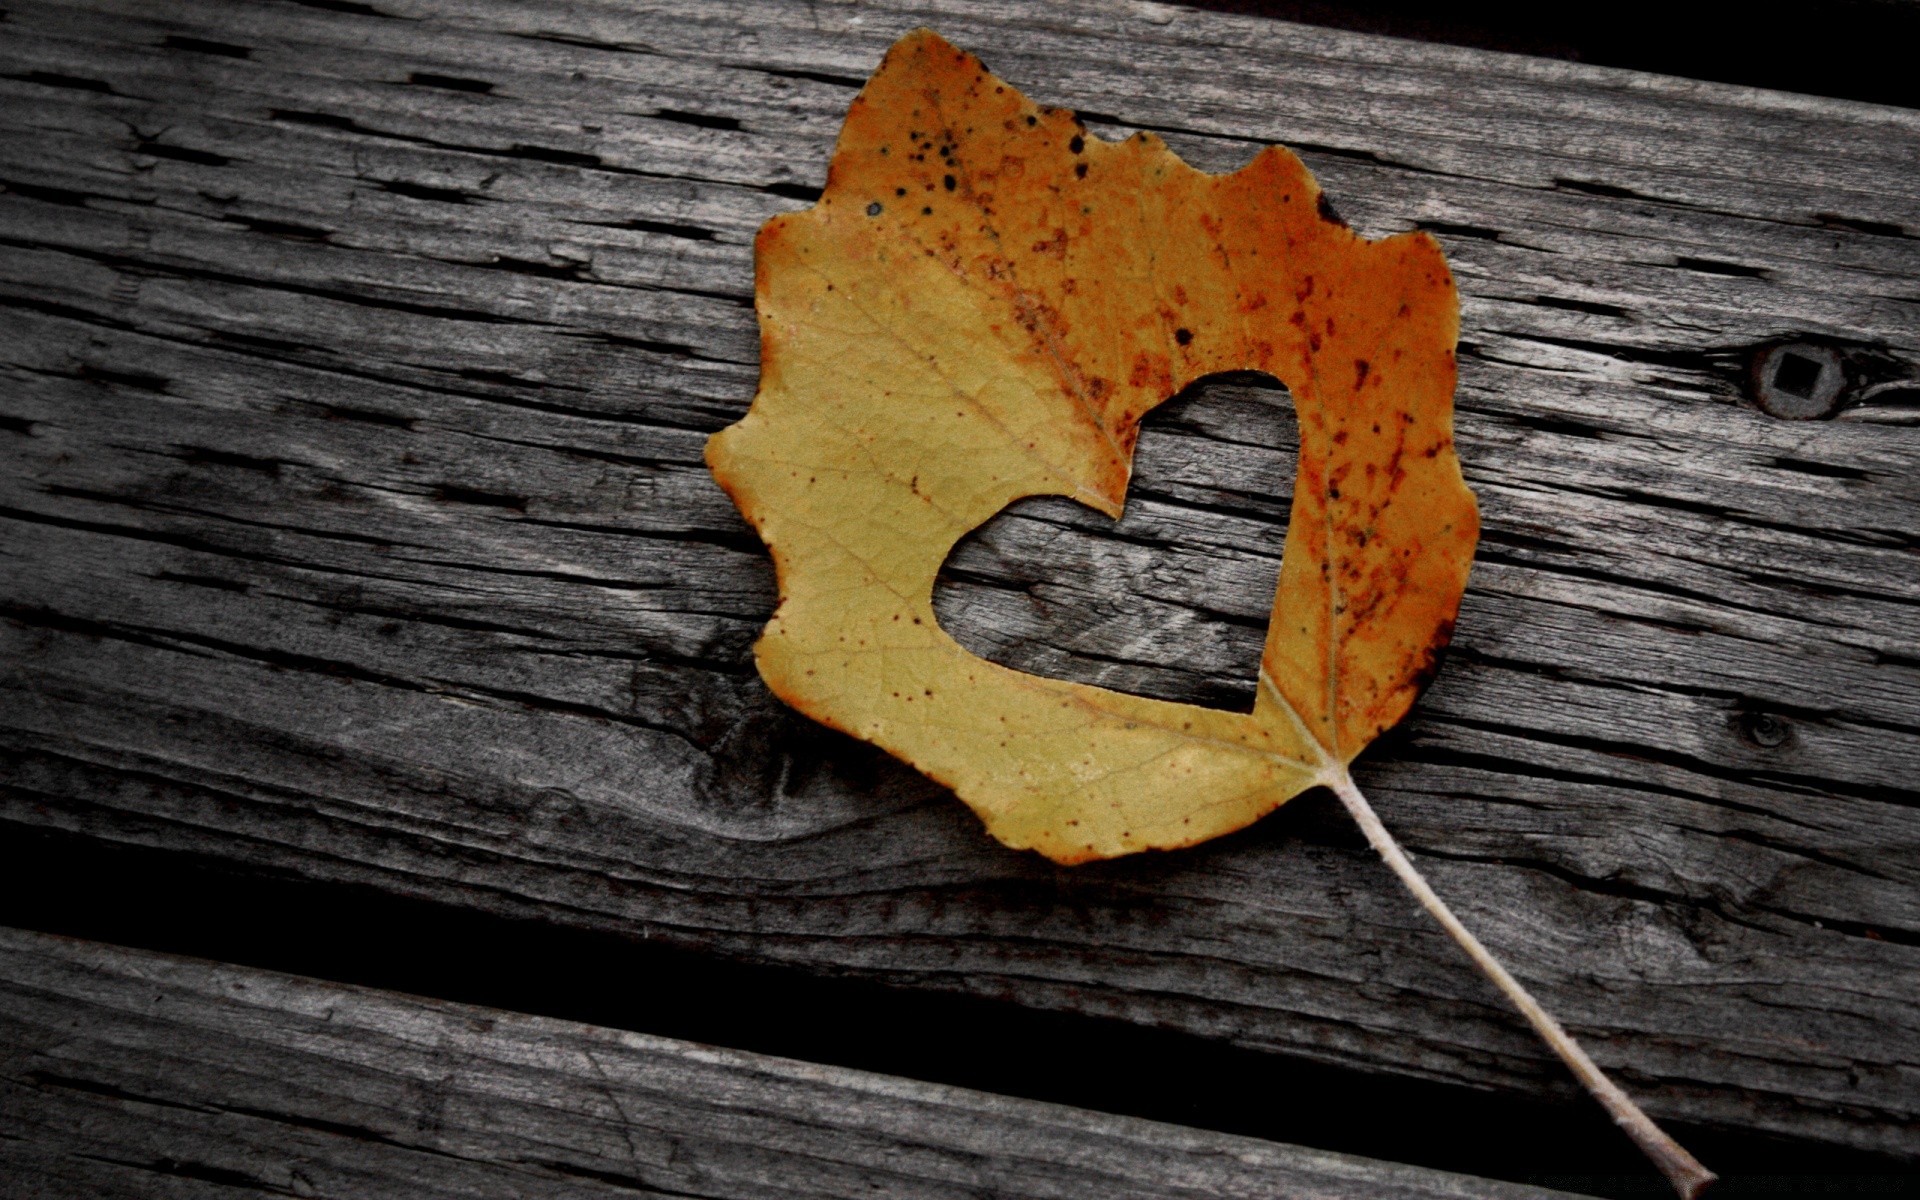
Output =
[
  {"x1": 1, "y1": 0, "x2": 1916, "y2": 1155},
  {"x1": 0, "y1": 927, "x2": 1581, "y2": 1200}
]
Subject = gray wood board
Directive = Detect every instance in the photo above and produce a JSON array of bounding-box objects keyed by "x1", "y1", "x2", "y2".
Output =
[
  {"x1": 2, "y1": 0, "x2": 1917, "y2": 1155},
  {"x1": 0, "y1": 926, "x2": 1585, "y2": 1200}
]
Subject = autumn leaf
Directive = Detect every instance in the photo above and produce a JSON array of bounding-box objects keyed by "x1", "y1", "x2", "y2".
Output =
[
  {"x1": 708, "y1": 29, "x2": 1712, "y2": 1198},
  {"x1": 710, "y1": 32, "x2": 1471, "y2": 864}
]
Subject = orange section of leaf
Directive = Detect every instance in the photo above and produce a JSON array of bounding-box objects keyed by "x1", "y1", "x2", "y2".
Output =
[{"x1": 708, "y1": 29, "x2": 1478, "y2": 863}]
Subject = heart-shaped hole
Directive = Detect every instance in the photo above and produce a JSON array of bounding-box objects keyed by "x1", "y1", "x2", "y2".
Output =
[{"x1": 934, "y1": 372, "x2": 1295, "y2": 714}]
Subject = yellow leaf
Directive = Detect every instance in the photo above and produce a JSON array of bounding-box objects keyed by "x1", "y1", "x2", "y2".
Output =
[
  {"x1": 708, "y1": 32, "x2": 1714, "y2": 1195},
  {"x1": 709, "y1": 28, "x2": 1476, "y2": 864}
]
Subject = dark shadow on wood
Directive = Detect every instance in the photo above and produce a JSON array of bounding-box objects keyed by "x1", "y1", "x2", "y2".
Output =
[
  {"x1": 1186, "y1": 0, "x2": 1920, "y2": 110},
  {"x1": 0, "y1": 822, "x2": 1906, "y2": 1200}
]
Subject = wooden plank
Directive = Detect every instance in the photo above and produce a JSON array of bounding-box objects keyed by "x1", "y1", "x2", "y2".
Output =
[
  {"x1": 1, "y1": 0, "x2": 1916, "y2": 1156},
  {"x1": 0, "y1": 927, "x2": 1577, "y2": 1200}
]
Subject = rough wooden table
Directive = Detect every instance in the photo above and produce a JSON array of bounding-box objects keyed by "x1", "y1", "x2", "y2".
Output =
[{"x1": 2, "y1": 0, "x2": 1917, "y2": 1189}]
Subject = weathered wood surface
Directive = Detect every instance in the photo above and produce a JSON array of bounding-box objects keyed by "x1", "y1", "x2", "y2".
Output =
[
  {"x1": 0, "y1": 927, "x2": 1581, "y2": 1200},
  {"x1": 1, "y1": 0, "x2": 1917, "y2": 1157}
]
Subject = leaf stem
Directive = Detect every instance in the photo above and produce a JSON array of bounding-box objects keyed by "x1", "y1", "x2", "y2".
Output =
[{"x1": 1325, "y1": 767, "x2": 1716, "y2": 1200}]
